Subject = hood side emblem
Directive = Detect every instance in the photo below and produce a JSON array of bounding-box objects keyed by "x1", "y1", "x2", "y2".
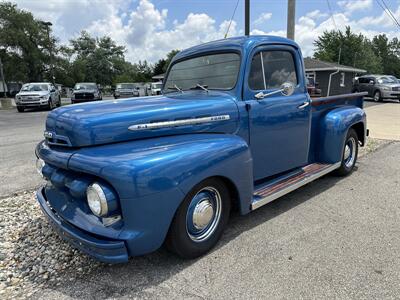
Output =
[{"x1": 128, "y1": 115, "x2": 230, "y2": 131}]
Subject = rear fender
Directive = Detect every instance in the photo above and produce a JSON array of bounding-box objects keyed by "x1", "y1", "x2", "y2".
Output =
[{"x1": 318, "y1": 107, "x2": 366, "y2": 163}]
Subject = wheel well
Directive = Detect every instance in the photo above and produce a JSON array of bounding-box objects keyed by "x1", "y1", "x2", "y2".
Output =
[
  {"x1": 351, "y1": 122, "x2": 365, "y2": 146},
  {"x1": 213, "y1": 176, "x2": 240, "y2": 212}
]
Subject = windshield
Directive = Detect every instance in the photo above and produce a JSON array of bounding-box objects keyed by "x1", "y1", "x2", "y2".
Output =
[
  {"x1": 378, "y1": 76, "x2": 397, "y2": 84},
  {"x1": 74, "y1": 83, "x2": 97, "y2": 90},
  {"x1": 116, "y1": 83, "x2": 136, "y2": 89},
  {"x1": 164, "y1": 52, "x2": 241, "y2": 92},
  {"x1": 21, "y1": 84, "x2": 49, "y2": 92}
]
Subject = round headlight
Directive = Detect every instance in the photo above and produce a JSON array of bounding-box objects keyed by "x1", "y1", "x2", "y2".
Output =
[
  {"x1": 36, "y1": 158, "x2": 45, "y2": 177},
  {"x1": 87, "y1": 183, "x2": 108, "y2": 217}
]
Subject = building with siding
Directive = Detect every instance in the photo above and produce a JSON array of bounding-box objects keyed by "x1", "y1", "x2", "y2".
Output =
[{"x1": 304, "y1": 57, "x2": 366, "y2": 97}]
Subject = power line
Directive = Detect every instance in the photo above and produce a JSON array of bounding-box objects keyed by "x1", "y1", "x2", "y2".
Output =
[
  {"x1": 375, "y1": 0, "x2": 400, "y2": 29},
  {"x1": 224, "y1": 0, "x2": 240, "y2": 38},
  {"x1": 325, "y1": 0, "x2": 337, "y2": 30},
  {"x1": 380, "y1": 0, "x2": 400, "y2": 28}
]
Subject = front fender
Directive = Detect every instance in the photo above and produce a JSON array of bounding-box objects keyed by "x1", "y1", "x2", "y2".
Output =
[
  {"x1": 318, "y1": 107, "x2": 366, "y2": 163},
  {"x1": 68, "y1": 133, "x2": 253, "y2": 255}
]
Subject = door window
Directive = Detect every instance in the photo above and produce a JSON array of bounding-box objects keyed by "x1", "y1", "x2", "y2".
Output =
[{"x1": 249, "y1": 50, "x2": 298, "y2": 90}]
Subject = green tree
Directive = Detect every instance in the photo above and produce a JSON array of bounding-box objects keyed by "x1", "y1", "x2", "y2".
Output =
[
  {"x1": 372, "y1": 34, "x2": 400, "y2": 76},
  {"x1": 0, "y1": 2, "x2": 56, "y2": 82},
  {"x1": 314, "y1": 26, "x2": 383, "y2": 74},
  {"x1": 163, "y1": 49, "x2": 180, "y2": 73},
  {"x1": 67, "y1": 31, "x2": 126, "y2": 86}
]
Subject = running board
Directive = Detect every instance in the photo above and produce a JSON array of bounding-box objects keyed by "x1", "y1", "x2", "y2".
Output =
[{"x1": 251, "y1": 162, "x2": 341, "y2": 210}]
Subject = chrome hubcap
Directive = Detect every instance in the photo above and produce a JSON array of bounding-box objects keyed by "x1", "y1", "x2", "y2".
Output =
[
  {"x1": 374, "y1": 93, "x2": 379, "y2": 101},
  {"x1": 186, "y1": 187, "x2": 222, "y2": 242},
  {"x1": 344, "y1": 137, "x2": 356, "y2": 168},
  {"x1": 193, "y1": 200, "x2": 214, "y2": 230}
]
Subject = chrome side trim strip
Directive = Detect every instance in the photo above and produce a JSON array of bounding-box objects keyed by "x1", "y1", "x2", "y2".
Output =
[
  {"x1": 251, "y1": 162, "x2": 341, "y2": 210},
  {"x1": 128, "y1": 115, "x2": 230, "y2": 131}
]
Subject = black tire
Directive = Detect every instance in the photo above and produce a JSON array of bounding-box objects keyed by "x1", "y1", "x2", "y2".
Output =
[
  {"x1": 373, "y1": 90, "x2": 382, "y2": 102},
  {"x1": 17, "y1": 106, "x2": 24, "y2": 112},
  {"x1": 333, "y1": 128, "x2": 359, "y2": 177},
  {"x1": 47, "y1": 99, "x2": 54, "y2": 110},
  {"x1": 57, "y1": 96, "x2": 61, "y2": 107},
  {"x1": 166, "y1": 178, "x2": 231, "y2": 259}
]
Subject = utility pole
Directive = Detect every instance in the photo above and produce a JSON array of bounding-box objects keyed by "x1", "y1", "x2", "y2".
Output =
[
  {"x1": 287, "y1": 0, "x2": 296, "y2": 40},
  {"x1": 0, "y1": 58, "x2": 6, "y2": 98},
  {"x1": 245, "y1": 0, "x2": 250, "y2": 36},
  {"x1": 40, "y1": 21, "x2": 54, "y2": 84}
]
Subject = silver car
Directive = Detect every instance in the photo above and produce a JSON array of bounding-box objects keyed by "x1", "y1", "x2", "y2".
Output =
[
  {"x1": 353, "y1": 75, "x2": 400, "y2": 102},
  {"x1": 15, "y1": 82, "x2": 61, "y2": 112},
  {"x1": 114, "y1": 83, "x2": 140, "y2": 99}
]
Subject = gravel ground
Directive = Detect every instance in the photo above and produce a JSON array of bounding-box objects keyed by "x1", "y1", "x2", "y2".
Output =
[
  {"x1": 0, "y1": 191, "x2": 105, "y2": 299},
  {"x1": 0, "y1": 137, "x2": 395, "y2": 299}
]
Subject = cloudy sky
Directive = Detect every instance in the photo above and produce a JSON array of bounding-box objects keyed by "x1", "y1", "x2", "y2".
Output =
[{"x1": 13, "y1": 0, "x2": 400, "y2": 63}]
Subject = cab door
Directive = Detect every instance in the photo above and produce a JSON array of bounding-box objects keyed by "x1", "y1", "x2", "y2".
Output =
[{"x1": 244, "y1": 45, "x2": 311, "y2": 180}]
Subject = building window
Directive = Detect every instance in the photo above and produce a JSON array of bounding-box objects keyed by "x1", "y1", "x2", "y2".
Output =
[{"x1": 340, "y1": 72, "x2": 345, "y2": 87}]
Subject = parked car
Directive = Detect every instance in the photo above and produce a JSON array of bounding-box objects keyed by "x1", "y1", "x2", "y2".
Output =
[
  {"x1": 306, "y1": 77, "x2": 322, "y2": 97},
  {"x1": 35, "y1": 35, "x2": 367, "y2": 263},
  {"x1": 150, "y1": 81, "x2": 162, "y2": 95},
  {"x1": 114, "y1": 83, "x2": 140, "y2": 99},
  {"x1": 15, "y1": 82, "x2": 61, "y2": 112},
  {"x1": 71, "y1": 82, "x2": 102, "y2": 104},
  {"x1": 352, "y1": 75, "x2": 400, "y2": 102}
]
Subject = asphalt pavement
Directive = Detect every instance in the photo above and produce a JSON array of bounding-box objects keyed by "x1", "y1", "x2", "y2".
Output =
[
  {"x1": 35, "y1": 141, "x2": 400, "y2": 299},
  {"x1": 0, "y1": 98, "x2": 113, "y2": 198}
]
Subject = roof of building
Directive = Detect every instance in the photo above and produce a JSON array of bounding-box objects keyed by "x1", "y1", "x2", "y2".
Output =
[
  {"x1": 152, "y1": 73, "x2": 165, "y2": 80},
  {"x1": 304, "y1": 57, "x2": 366, "y2": 73}
]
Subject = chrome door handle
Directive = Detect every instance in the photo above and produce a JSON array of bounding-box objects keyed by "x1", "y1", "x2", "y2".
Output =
[{"x1": 298, "y1": 101, "x2": 310, "y2": 109}]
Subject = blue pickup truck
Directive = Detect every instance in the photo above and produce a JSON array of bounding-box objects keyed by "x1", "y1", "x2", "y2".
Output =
[{"x1": 35, "y1": 36, "x2": 367, "y2": 263}]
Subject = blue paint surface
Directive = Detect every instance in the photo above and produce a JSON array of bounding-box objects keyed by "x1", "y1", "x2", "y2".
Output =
[{"x1": 36, "y1": 36, "x2": 366, "y2": 261}]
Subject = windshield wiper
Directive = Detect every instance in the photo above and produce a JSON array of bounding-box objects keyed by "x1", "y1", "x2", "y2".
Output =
[
  {"x1": 191, "y1": 84, "x2": 209, "y2": 92},
  {"x1": 166, "y1": 84, "x2": 183, "y2": 93}
]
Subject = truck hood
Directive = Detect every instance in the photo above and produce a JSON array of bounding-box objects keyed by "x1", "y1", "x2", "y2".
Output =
[{"x1": 45, "y1": 91, "x2": 239, "y2": 147}]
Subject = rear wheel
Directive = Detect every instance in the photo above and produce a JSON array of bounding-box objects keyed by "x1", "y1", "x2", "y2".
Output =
[
  {"x1": 57, "y1": 96, "x2": 61, "y2": 107},
  {"x1": 373, "y1": 90, "x2": 382, "y2": 102},
  {"x1": 333, "y1": 128, "x2": 358, "y2": 177},
  {"x1": 166, "y1": 178, "x2": 231, "y2": 259}
]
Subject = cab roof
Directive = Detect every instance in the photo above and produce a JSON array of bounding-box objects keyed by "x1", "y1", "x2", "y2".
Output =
[{"x1": 173, "y1": 35, "x2": 300, "y2": 62}]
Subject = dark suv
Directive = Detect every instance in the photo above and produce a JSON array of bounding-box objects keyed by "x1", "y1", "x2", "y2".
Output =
[
  {"x1": 71, "y1": 83, "x2": 102, "y2": 104},
  {"x1": 353, "y1": 75, "x2": 400, "y2": 102}
]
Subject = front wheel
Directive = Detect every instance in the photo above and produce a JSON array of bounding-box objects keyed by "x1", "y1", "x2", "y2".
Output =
[
  {"x1": 333, "y1": 128, "x2": 359, "y2": 177},
  {"x1": 373, "y1": 90, "x2": 382, "y2": 102},
  {"x1": 48, "y1": 99, "x2": 54, "y2": 110},
  {"x1": 166, "y1": 178, "x2": 231, "y2": 259},
  {"x1": 17, "y1": 106, "x2": 24, "y2": 112}
]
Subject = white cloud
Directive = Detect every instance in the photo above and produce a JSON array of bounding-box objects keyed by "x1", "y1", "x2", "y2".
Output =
[
  {"x1": 15, "y1": 0, "x2": 127, "y2": 42},
  {"x1": 12, "y1": 0, "x2": 400, "y2": 64},
  {"x1": 86, "y1": 1, "x2": 239, "y2": 62},
  {"x1": 338, "y1": 0, "x2": 373, "y2": 14},
  {"x1": 305, "y1": 10, "x2": 329, "y2": 20},
  {"x1": 253, "y1": 12, "x2": 272, "y2": 26}
]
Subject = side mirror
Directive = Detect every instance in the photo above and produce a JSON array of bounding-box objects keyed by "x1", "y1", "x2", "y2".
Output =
[
  {"x1": 255, "y1": 81, "x2": 295, "y2": 100},
  {"x1": 51, "y1": 88, "x2": 56, "y2": 92},
  {"x1": 369, "y1": 80, "x2": 374, "y2": 85},
  {"x1": 280, "y1": 82, "x2": 295, "y2": 96}
]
